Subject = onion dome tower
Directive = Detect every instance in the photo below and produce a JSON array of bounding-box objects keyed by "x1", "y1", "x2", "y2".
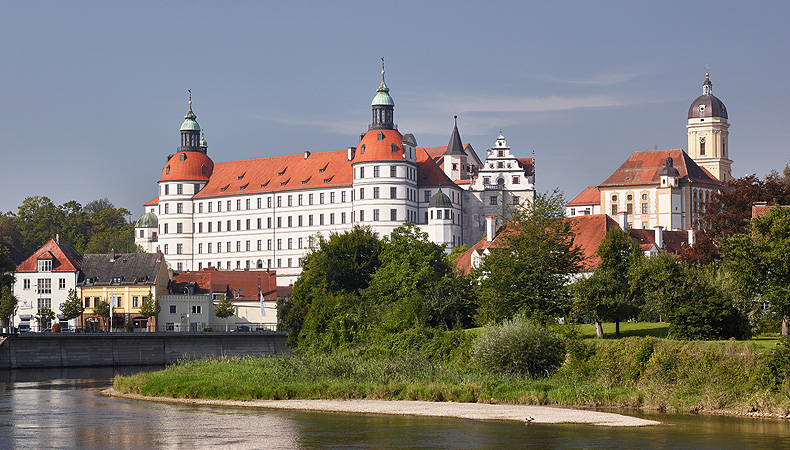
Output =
[
  {"x1": 686, "y1": 73, "x2": 731, "y2": 182},
  {"x1": 370, "y1": 60, "x2": 395, "y2": 131}
]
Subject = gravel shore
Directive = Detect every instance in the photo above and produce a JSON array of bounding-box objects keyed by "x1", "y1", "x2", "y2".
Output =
[{"x1": 104, "y1": 389, "x2": 660, "y2": 427}]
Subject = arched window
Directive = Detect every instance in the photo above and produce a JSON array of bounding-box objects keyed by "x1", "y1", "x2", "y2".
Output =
[
  {"x1": 378, "y1": 132, "x2": 384, "y2": 141},
  {"x1": 180, "y1": 153, "x2": 186, "y2": 162},
  {"x1": 201, "y1": 165, "x2": 206, "y2": 175},
  {"x1": 166, "y1": 165, "x2": 170, "y2": 174}
]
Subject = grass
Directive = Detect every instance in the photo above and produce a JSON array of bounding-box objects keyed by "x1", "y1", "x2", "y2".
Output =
[{"x1": 574, "y1": 321, "x2": 670, "y2": 339}]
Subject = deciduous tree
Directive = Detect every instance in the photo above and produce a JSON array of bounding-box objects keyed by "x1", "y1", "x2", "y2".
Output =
[
  {"x1": 214, "y1": 294, "x2": 234, "y2": 331},
  {"x1": 139, "y1": 292, "x2": 160, "y2": 332}
]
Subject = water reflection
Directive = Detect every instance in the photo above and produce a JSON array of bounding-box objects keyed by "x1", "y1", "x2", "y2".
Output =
[{"x1": 0, "y1": 367, "x2": 789, "y2": 449}]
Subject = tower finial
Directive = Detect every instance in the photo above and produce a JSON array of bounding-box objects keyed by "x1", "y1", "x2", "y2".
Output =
[
  {"x1": 188, "y1": 89, "x2": 192, "y2": 105},
  {"x1": 381, "y1": 57, "x2": 385, "y2": 76}
]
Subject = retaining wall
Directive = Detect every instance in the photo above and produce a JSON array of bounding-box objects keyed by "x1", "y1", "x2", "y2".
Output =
[{"x1": 0, "y1": 332, "x2": 289, "y2": 369}]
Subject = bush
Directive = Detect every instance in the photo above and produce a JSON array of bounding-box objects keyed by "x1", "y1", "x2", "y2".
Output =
[
  {"x1": 471, "y1": 315, "x2": 564, "y2": 377},
  {"x1": 124, "y1": 322, "x2": 134, "y2": 332}
]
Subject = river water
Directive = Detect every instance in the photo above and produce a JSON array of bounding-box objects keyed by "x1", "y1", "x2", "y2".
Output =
[{"x1": 1, "y1": 367, "x2": 790, "y2": 449}]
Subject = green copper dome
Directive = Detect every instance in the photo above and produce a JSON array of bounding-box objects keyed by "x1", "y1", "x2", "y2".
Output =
[
  {"x1": 428, "y1": 189, "x2": 453, "y2": 209},
  {"x1": 180, "y1": 104, "x2": 201, "y2": 131},
  {"x1": 135, "y1": 211, "x2": 158, "y2": 228},
  {"x1": 371, "y1": 72, "x2": 395, "y2": 107}
]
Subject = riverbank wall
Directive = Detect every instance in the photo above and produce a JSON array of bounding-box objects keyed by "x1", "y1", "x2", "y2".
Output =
[{"x1": 0, "y1": 332, "x2": 289, "y2": 369}]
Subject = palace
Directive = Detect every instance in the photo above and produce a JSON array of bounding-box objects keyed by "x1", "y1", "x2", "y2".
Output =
[{"x1": 135, "y1": 68, "x2": 536, "y2": 284}]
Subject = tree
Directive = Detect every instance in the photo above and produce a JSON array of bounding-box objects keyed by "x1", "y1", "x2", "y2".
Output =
[
  {"x1": 724, "y1": 205, "x2": 790, "y2": 335},
  {"x1": 93, "y1": 300, "x2": 111, "y2": 331},
  {"x1": 139, "y1": 292, "x2": 161, "y2": 332},
  {"x1": 84, "y1": 223, "x2": 142, "y2": 254},
  {"x1": 61, "y1": 288, "x2": 85, "y2": 329},
  {"x1": 214, "y1": 294, "x2": 234, "y2": 331},
  {"x1": 474, "y1": 189, "x2": 584, "y2": 325},
  {"x1": 279, "y1": 226, "x2": 383, "y2": 348},
  {"x1": 36, "y1": 307, "x2": 56, "y2": 331},
  {"x1": 15, "y1": 196, "x2": 65, "y2": 256},
  {"x1": 629, "y1": 252, "x2": 687, "y2": 321},
  {"x1": 423, "y1": 275, "x2": 476, "y2": 330},
  {"x1": 0, "y1": 286, "x2": 18, "y2": 330},
  {"x1": 0, "y1": 246, "x2": 15, "y2": 291}
]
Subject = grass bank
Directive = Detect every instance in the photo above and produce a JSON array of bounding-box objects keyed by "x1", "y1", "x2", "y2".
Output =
[{"x1": 114, "y1": 335, "x2": 790, "y2": 417}]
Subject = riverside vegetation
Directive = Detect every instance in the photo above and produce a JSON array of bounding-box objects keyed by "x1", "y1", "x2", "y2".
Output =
[{"x1": 115, "y1": 179, "x2": 790, "y2": 418}]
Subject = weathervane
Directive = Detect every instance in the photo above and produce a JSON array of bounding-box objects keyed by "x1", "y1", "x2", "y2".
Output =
[{"x1": 188, "y1": 89, "x2": 192, "y2": 105}]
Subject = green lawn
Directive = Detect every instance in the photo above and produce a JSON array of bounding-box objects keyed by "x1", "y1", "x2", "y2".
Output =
[{"x1": 574, "y1": 321, "x2": 669, "y2": 339}]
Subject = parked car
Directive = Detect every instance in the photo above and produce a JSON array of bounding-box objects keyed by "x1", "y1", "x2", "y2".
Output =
[
  {"x1": 17, "y1": 324, "x2": 30, "y2": 333},
  {"x1": 233, "y1": 325, "x2": 250, "y2": 332}
]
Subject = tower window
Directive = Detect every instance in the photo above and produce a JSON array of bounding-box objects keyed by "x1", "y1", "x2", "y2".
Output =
[
  {"x1": 166, "y1": 166, "x2": 170, "y2": 174},
  {"x1": 180, "y1": 153, "x2": 186, "y2": 162},
  {"x1": 378, "y1": 132, "x2": 384, "y2": 141},
  {"x1": 699, "y1": 136, "x2": 706, "y2": 156},
  {"x1": 391, "y1": 144, "x2": 399, "y2": 153}
]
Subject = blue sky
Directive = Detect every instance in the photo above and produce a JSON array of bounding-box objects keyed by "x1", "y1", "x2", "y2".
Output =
[{"x1": 2, "y1": 1, "x2": 787, "y2": 218}]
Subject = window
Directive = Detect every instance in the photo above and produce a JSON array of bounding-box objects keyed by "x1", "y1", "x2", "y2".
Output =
[
  {"x1": 177, "y1": 223, "x2": 183, "y2": 233},
  {"x1": 267, "y1": 239, "x2": 272, "y2": 250},
  {"x1": 170, "y1": 305, "x2": 177, "y2": 314},
  {"x1": 424, "y1": 190, "x2": 431, "y2": 202},
  {"x1": 267, "y1": 217, "x2": 272, "y2": 228},
  {"x1": 84, "y1": 297, "x2": 91, "y2": 308},
  {"x1": 320, "y1": 193, "x2": 325, "y2": 204},
  {"x1": 208, "y1": 202, "x2": 213, "y2": 212},
  {"x1": 298, "y1": 215, "x2": 303, "y2": 227},
  {"x1": 489, "y1": 196, "x2": 497, "y2": 206},
  {"x1": 512, "y1": 176, "x2": 520, "y2": 184},
  {"x1": 330, "y1": 213, "x2": 335, "y2": 224},
  {"x1": 208, "y1": 243, "x2": 212, "y2": 253},
  {"x1": 164, "y1": 244, "x2": 168, "y2": 254},
  {"x1": 611, "y1": 195, "x2": 617, "y2": 201},
  {"x1": 226, "y1": 242, "x2": 231, "y2": 252},
  {"x1": 309, "y1": 193, "x2": 314, "y2": 205},
  {"x1": 298, "y1": 237, "x2": 303, "y2": 249},
  {"x1": 483, "y1": 176, "x2": 490, "y2": 185},
  {"x1": 611, "y1": 204, "x2": 618, "y2": 215},
  {"x1": 288, "y1": 195, "x2": 292, "y2": 207},
  {"x1": 177, "y1": 184, "x2": 183, "y2": 195},
  {"x1": 359, "y1": 188, "x2": 365, "y2": 200},
  {"x1": 642, "y1": 194, "x2": 648, "y2": 200},
  {"x1": 341, "y1": 212, "x2": 346, "y2": 223},
  {"x1": 208, "y1": 222, "x2": 212, "y2": 232},
  {"x1": 391, "y1": 209, "x2": 397, "y2": 221},
  {"x1": 626, "y1": 204, "x2": 633, "y2": 214},
  {"x1": 642, "y1": 203, "x2": 648, "y2": 214},
  {"x1": 497, "y1": 161, "x2": 504, "y2": 168},
  {"x1": 390, "y1": 187, "x2": 397, "y2": 199},
  {"x1": 191, "y1": 305, "x2": 202, "y2": 314},
  {"x1": 360, "y1": 210, "x2": 365, "y2": 221},
  {"x1": 287, "y1": 238, "x2": 292, "y2": 249},
  {"x1": 236, "y1": 241, "x2": 241, "y2": 252},
  {"x1": 164, "y1": 185, "x2": 169, "y2": 195},
  {"x1": 374, "y1": 166, "x2": 380, "y2": 177},
  {"x1": 360, "y1": 167, "x2": 365, "y2": 178},
  {"x1": 177, "y1": 244, "x2": 183, "y2": 254},
  {"x1": 277, "y1": 217, "x2": 282, "y2": 228},
  {"x1": 257, "y1": 240, "x2": 262, "y2": 251},
  {"x1": 177, "y1": 203, "x2": 183, "y2": 213},
  {"x1": 217, "y1": 201, "x2": 222, "y2": 212},
  {"x1": 217, "y1": 221, "x2": 221, "y2": 232},
  {"x1": 115, "y1": 295, "x2": 123, "y2": 308},
  {"x1": 246, "y1": 240, "x2": 250, "y2": 251},
  {"x1": 24, "y1": 279, "x2": 30, "y2": 290},
  {"x1": 164, "y1": 203, "x2": 169, "y2": 214},
  {"x1": 198, "y1": 243, "x2": 203, "y2": 254},
  {"x1": 257, "y1": 218, "x2": 262, "y2": 229},
  {"x1": 373, "y1": 209, "x2": 380, "y2": 221},
  {"x1": 452, "y1": 163, "x2": 457, "y2": 170},
  {"x1": 38, "y1": 259, "x2": 52, "y2": 272},
  {"x1": 198, "y1": 223, "x2": 203, "y2": 233},
  {"x1": 132, "y1": 296, "x2": 139, "y2": 308},
  {"x1": 390, "y1": 166, "x2": 397, "y2": 177},
  {"x1": 229, "y1": 200, "x2": 233, "y2": 211},
  {"x1": 236, "y1": 220, "x2": 241, "y2": 230},
  {"x1": 330, "y1": 192, "x2": 335, "y2": 203},
  {"x1": 277, "y1": 196, "x2": 282, "y2": 207},
  {"x1": 512, "y1": 196, "x2": 520, "y2": 205},
  {"x1": 320, "y1": 214, "x2": 324, "y2": 225},
  {"x1": 288, "y1": 216, "x2": 292, "y2": 227},
  {"x1": 277, "y1": 239, "x2": 282, "y2": 250},
  {"x1": 373, "y1": 187, "x2": 380, "y2": 199},
  {"x1": 227, "y1": 220, "x2": 231, "y2": 231},
  {"x1": 627, "y1": 194, "x2": 633, "y2": 201},
  {"x1": 246, "y1": 199, "x2": 250, "y2": 210},
  {"x1": 341, "y1": 191, "x2": 346, "y2": 203},
  {"x1": 267, "y1": 197, "x2": 272, "y2": 208},
  {"x1": 163, "y1": 223, "x2": 169, "y2": 234}
]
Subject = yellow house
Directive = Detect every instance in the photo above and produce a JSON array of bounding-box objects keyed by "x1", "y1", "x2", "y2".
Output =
[{"x1": 79, "y1": 250, "x2": 169, "y2": 331}]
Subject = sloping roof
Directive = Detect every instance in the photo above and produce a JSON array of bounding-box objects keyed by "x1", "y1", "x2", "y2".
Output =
[
  {"x1": 629, "y1": 228, "x2": 689, "y2": 254},
  {"x1": 80, "y1": 252, "x2": 163, "y2": 286},
  {"x1": 170, "y1": 268, "x2": 277, "y2": 301},
  {"x1": 15, "y1": 239, "x2": 83, "y2": 273},
  {"x1": 416, "y1": 147, "x2": 457, "y2": 187},
  {"x1": 443, "y1": 122, "x2": 466, "y2": 156},
  {"x1": 516, "y1": 158, "x2": 535, "y2": 177},
  {"x1": 567, "y1": 185, "x2": 601, "y2": 207},
  {"x1": 160, "y1": 151, "x2": 214, "y2": 182},
  {"x1": 599, "y1": 149, "x2": 721, "y2": 188},
  {"x1": 353, "y1": 129, "x2": 404, "y2": 164},
  {"x1": 145, "y1": 197, "x2": 159, "y2": 206},
  {"x1": 194, "y1": 149, "x2": 352, "y2": 199}
]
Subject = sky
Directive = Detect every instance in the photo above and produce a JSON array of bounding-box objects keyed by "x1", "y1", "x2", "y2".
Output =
[{"x1": 2, "y1": 1, "x2": 788, "y2": 219}]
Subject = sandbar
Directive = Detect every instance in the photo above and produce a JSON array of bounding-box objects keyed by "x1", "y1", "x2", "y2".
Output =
[{"x1": 104, "y1": 389, "x2": 660, "y2": 427}]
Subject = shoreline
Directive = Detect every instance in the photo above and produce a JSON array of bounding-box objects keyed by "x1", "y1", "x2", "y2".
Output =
[{"x1": 103, "y1": 389, "x2": 661, "y2": 427}]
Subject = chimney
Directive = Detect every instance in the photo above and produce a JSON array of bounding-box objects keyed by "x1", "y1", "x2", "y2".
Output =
[
  {"x1": 304, "y1": 151, "x2": 310, "y2": 159},
  {"x1": 109, "y1": 249, "x2": 116, "y2": 263},
  {"x1": 654, "y1": 226, "x2": 664, "y2": 250},
  {"x1": 687, "y1": 227, "x2": 696, "y2": 247},
  {"x1": 619, "y1": 210, "x2": 628, "y2": 230},
  {"x1": 347, "y1": 147, "x2": 356, "y2": 161},
  {"x1": 156, "y1": 249, "x2": 162, "y2": 262},
  {"x1": 486, "y1": 216, "x2": 497, "y2": 243},
  {"x1": 56, "y1": 234, "x2": 59, "y2": 244}
]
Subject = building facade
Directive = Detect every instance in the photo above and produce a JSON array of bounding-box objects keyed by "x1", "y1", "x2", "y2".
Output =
[
  {"x1": 567, "y1": 74, "x2": 728, "y2": 230},
  {"x1": 137, "y1": 69, "x2": 536, "y2": 284}
]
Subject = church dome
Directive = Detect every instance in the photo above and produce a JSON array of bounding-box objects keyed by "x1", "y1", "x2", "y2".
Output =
[
  {"x1": 160, "y1": 151, "x2": 214, "y2": 182},
  {"x1": 181, "y1": 104, "x2": 201, "y2": 131},
  {"x1": 135, "y1": 211, "x2": 158, "y2": 228},
  {"x1": 428, "y1": 189, "x2": 453, "y2": 209},
  {"x1": 688, "y1": 74, "x2": 728, "y2": 119},
  {"x1": 659, "y1": 156, "x2": 680, "y2": 177}
]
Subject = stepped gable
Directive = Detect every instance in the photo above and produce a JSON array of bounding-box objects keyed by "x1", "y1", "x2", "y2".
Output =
[
  {"x1": 194, "y1": 149, "x2": 352, "y2": 199},
  {"x1": 567, "y1": 185, "x2": 601, "y2": 206},
  {"x1": 80, "y1": 253, "x2": 162, "y2": 286},
  {"x1": 416, "y1": 147, "x2": 457, "y2": 187},
  {"x1": 15, "y1": 239, "x2": 82, "y2": 273},
  {"x1": 599, "y1": 149, "x2": 721, "y2": 187},
  {"x1": 171, "y1": 268, "x2": 277, "y2": 301}
]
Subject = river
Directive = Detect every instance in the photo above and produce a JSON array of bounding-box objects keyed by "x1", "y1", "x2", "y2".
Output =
[{"x1": 1, "y1": 367, "x2": 790, "y2": 449}]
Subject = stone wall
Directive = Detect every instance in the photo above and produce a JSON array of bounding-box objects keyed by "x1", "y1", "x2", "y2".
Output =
[{"x1": 0, "y1": 333, "x2": 289, "y2": 369}]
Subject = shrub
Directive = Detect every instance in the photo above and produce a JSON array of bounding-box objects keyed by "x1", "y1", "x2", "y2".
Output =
[{"x1": 471, "y1": 315, "x2": 564, "y2": 377}]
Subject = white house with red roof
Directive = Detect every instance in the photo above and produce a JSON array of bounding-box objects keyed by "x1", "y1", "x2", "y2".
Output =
[
  {"x1": 566, "y1": 74, "x2": 728, "y2": 231},
  {"x1": 136, "y1": 67, "x2": 536, "y2": 284},
  {"x1": 13, "y1": 238, "x2": 83, "y2": 331}
]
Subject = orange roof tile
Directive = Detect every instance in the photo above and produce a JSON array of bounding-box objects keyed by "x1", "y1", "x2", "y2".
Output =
[
  {"x1": 353, "y1": 129, "x2": 405, "y2": 163},
  {"x1": 567, "y1": 185, "x2": 600, "y2": 206},
  {"x1": 516, "y1": 158, "x2": 534, "y2": 176},
  {"x1": 159, "y1": 151, "x2": 214, "y2": 182},
  {"x1": 15, "y1": 239, "x2": 82, "y2": 273},
  {"x1": 171, "y1": 268, "x2": 278, "y2": 301},
  {"x1": 416, "y1": 147, "x2": 457, "y2": 187},
  {"x1": 145, "y1": 197, "x2": 159, "y2": 206},
  {"x1": 629, "y1": 228, "x2": 689, "y2": 254},
  {"x1": 599, "y1": 149, "x2": 721, "y2": 187},
  {"x1": 194, "y1": 149, "x2": 352, "y2": 199}
]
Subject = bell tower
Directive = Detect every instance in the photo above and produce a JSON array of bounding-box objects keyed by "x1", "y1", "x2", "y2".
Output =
[{"x1": 686, "y1": 73, "x2": 731, "y2": 182}]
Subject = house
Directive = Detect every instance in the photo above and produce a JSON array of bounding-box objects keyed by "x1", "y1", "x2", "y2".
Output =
[
  {"x1": 161, "y1": 268, "x2": 278, "y2": 331},
  {"x1": 13, "y1": 238, "x2": 82, "y2": 331},
  {"x1": 79, "y1": 250, "x2": 169, "y2": 331}
]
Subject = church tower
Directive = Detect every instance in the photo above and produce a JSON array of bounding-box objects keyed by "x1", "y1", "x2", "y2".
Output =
[{"x1": 686, "y1": 73, "x2": 731, "y2": 182}]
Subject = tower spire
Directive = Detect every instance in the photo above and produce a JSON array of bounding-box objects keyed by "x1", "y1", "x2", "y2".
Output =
[{"x1": 370, "y1": 59, "x2": 395, "y2": 130}]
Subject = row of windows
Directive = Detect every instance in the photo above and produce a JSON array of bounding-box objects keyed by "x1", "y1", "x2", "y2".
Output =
[
  {"x1": 611, "y1": 193, "x2": 650, "y2": 202},
  {"x1": 354, "y1": 165, "x2": 417, "y2": 181},
  {"x1": 196, "y1": 257, "x2": 302, "y2": 271},
  {"x1": 481, "y1": 175, "x2": 522, "y2": 185},
  {"x1": 162, "y1": 183, "x2": 201, "y2": 196},
  {"x1": 83, "y1": 295, "x2": 142, "y2": 309},
  {"x1": 166, "y1": 304, "x2": 202, "y2": 315},
  {"x1": 22, "y1": 278, "x2": 65, "y2": 291}
]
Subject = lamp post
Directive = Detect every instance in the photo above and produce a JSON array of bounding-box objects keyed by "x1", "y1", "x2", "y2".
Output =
[{"x1": 187, "y1": 313, "x2": 190, "y2": 333}]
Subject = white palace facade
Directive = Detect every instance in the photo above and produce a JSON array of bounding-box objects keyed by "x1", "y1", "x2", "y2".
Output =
[{"x1": 136, "y1": 69, "x2": 536, "y2": 284}]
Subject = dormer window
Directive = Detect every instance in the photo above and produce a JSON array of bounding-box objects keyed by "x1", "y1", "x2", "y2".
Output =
[
  {"x1": 37, "y1": 259, "x2": 53, "y2": 272},
  {"x1": 391, "y1": 143, "x2": 399, "y2": 153},
  {"x1": 360, "y1": 144, "x2": 365, "y2": 154},
  {"x1": 201, "y1": 164, "x2": 206, "y2": 174},
  {"x1": 378, "y1": 132, "x2": 384, "y2": 141},
  {"x1": 166, "y1": 165, "x2": 170, "y2": 174},
  {"x1": 180, "y1": 153, "x2": 186, "y2": 162}
]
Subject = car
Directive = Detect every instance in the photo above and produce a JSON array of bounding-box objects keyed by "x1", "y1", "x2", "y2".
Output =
[
  {"x1": 17, "y1": 324, "x2": 30, "y2": 333},
  {"x1": 233, "y1": 325, "x2": 250, "y2": 332}
]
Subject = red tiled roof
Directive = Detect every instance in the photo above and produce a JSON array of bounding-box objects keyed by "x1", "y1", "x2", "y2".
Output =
[
  {"x1": 567, "y1": 185, "x2": 601, "y2": 206},
  {"x1": 516, "y1": 158, "x2": 534, "y2": 176},
  {"x1": 171, "y1": 268, "x2": 278, "y2": 301},
  {"x1": 751, "y1": 202, "x2": 772, "y2": 218},
  {"x1": 15, "y1": 239, "x2": 82, "y2": 273},
  {"x1": 417, "y1": 147, "x2": 457, "y2": 187},
  {"x1": 353, "y1": 129, "x2": 404, "y2": 163},
  {"x1": 194, "y1": 149, "x2": 352, "y2": 199},
  {"x1": 629, "y1": 228, "x2": 689, "y2": 254},
  {"x1": 159, "y1": 151, "x2": 214, "y2": 182},
  {"x1": 599, "y1": 149, "x2": 721, "y2": 187},
  {"x1": 145, "y1": 197, "x2": 159, "y2": 206}
]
